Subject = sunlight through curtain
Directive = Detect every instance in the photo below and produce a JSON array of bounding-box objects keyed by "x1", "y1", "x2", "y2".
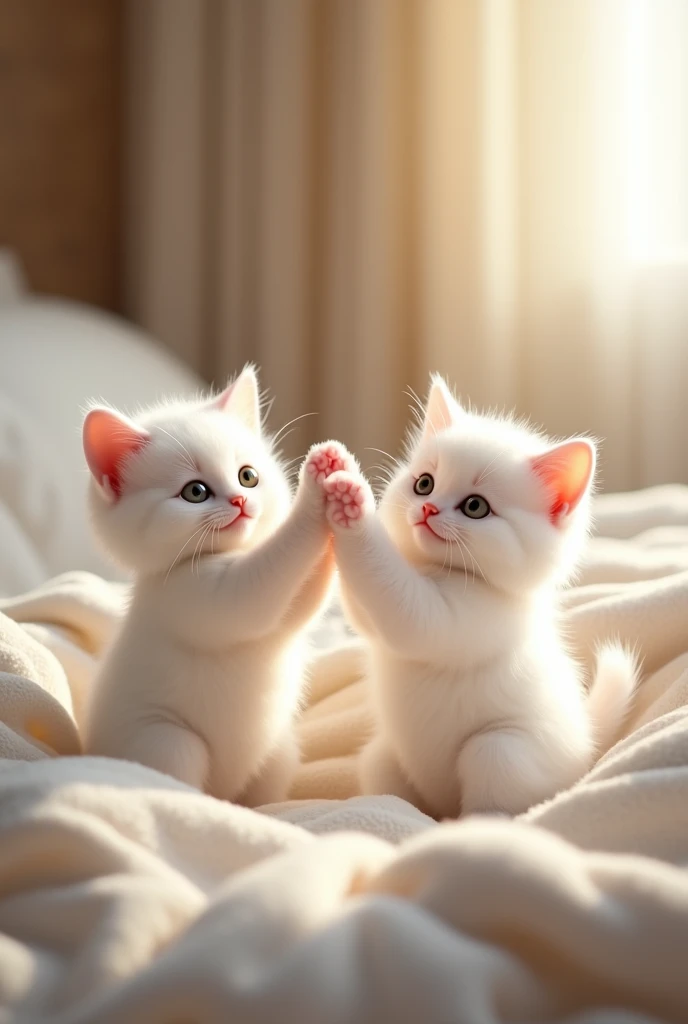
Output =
[{"x1": 123, "y1": 0, "x2": 688, "y2": 491}]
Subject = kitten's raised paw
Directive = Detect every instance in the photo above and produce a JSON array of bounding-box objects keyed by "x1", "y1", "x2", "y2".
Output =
[
  {"x1": 324, "y1": 471, "x2": 372, "y2": 528},
  {"x1": 304, "y1": 441, "x2": 353, "y2": 486}
]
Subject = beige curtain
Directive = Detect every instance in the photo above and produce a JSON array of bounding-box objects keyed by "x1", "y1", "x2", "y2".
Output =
[{"x1": 123, "y1": 0, "x2": 688, "y2": 492}]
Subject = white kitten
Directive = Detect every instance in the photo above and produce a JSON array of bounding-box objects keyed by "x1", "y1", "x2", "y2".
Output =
[
  {"x1": 83, "y1": 365, "x2": 347, "y2": 805},
  {"x1": 321, "y1": 376, "x2": 637, "y2": 818}
]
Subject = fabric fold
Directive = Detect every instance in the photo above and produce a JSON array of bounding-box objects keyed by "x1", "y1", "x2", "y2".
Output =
[{"x1": 0, "y1": 485, "x2": 687, "y2": 1021}]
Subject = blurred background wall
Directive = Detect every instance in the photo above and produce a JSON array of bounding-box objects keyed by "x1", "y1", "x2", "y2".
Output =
[
  {"x1": 2, "y1": 0, "x2": 688, "y2": 492},
  {"x1": 0, "y1": 0, "x2": 122, "y2": 308}
]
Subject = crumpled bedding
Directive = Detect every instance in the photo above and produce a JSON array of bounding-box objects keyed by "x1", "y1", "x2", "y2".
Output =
[{"x1": 1, "y1": 485, "x2": 688, "y2": 1022}]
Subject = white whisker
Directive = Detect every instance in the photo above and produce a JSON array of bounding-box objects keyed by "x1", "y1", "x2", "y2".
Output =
[
  {"x1": 447, "y1": 536, "x2": 455, "y2": 582},
  {"x1": 365, "y1": 447, "x2": 401, "y2": 469},
  {"x1": 383, "y1": 499, "x2": 411, "y2": 515},
  {"x1": 455, "y1": 535, "x2": 469, "y2": 592},
  {"x1": 459, "y1": 535, "x2": 486, "y2": 584},
  {"x1": 271, "y1": 412, "x2": 317, "y2": 448},
  {"x1": 164, "y1": 523, "x2": 209, "y2": 583},
  {"x1": 441, "y1": 536, "x2": 450, "y2": 575},
  {"x1": 404, "y1": 386, "x2": 426, "y2": 429},
  {"x1": 475, "y1": 448, "x2": 509, "y2": 486},
  {"x1": 261, "y1": 394, "x2": 276, "y2": 423},
  {"x1": 192, "y1": 524, "x2": 213, "y2": 575},
  {"x1": 370, "y1": 464, "x2": 397, "y2": 482},
  {"x1": 156, "y1": 427, "x2": 197, "y2": 472},
  {"x1": 440, "y1": 524, "x2": 471, "y2": 591}
]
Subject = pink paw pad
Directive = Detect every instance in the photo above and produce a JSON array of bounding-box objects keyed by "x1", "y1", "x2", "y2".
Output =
[
  {"x1": 306, "y1": 444, "x2": 346, "y2": 484},
  {"x1": 324, "y1": 474, "x2": 367, "y2": 527}
]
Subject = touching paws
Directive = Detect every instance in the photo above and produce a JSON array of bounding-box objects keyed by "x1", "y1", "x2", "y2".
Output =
[
  {"x1": 300, "y1": 443, "x2": 369, "y2": 527},
  {"x1": 324, "y1": 471, "x2": 373, "y2": 528},
  {"x1": 304, "y1": 441, "x2": 354, "y2": 486}
]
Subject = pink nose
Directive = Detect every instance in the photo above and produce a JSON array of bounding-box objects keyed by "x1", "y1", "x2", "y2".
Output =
[
  {"x1": 422, "y1": 503, "x2": 439, "y2": 518},
  {"x1": 230, "y1": 495, "x2": 246, "y2": 508}
]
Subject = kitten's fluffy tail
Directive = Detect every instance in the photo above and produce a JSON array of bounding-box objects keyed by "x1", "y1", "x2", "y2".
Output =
[{"x1": 587, "y1": 643, "x2": 639, "y2": 757}]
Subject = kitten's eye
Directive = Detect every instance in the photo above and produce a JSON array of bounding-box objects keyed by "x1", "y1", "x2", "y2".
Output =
[
  {"x1": 414, "y1": 473, "x2": 435, "y2": 496},
  {"x1": 459, "y1": 494, "x2": 491, "y2": 519},
  {"x1": 180, "y1": 480, "x2": 212, "y2": 503},
  {"x1": 238, "y1": 465, "x2": 259, "y2": 488}
]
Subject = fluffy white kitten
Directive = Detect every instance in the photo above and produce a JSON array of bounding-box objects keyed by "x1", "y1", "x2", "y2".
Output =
[
  {"x1": 321, "y1": 377, "x2": 637, "y2": 818},
  {"x1": 83, "y1": 365, "x2": 348, "y2": 805}
]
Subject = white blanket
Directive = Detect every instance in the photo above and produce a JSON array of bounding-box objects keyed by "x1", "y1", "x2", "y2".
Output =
[{"x1": 1, "y1": 486, "x2": 688, "y2": 1022}]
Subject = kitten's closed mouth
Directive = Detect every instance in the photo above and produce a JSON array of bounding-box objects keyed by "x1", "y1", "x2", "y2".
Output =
[
  {"x1": 219, "y1": 513, "x2": 252, "y2": 530},
  {"x1": 415, "y1": 519, "x2": 442, "y2": 540}
]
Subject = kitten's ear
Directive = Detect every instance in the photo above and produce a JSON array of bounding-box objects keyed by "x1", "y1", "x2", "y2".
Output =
[
  {"x1": 422, "y1": 375, "x2": 462, "y2": 438},
  {"x1": 213, "y1": 365, "x2": 261, "y2": 432},
  {"x1": 531, "y1": 439, "x2": 596, "y2": 523},
  {"x1": 83, "y1": 408, "x2": 150, "y2": 500}
]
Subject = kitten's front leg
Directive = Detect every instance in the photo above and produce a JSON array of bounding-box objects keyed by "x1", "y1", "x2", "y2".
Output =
[
  {"x1": 283, "y1": 539, "x2": 336, "y2": 630},
  {"x1": 214, "y1": 442, "x2": 347, "y2": 638},
  {"x1": 359, "y1": 735, "x2": 428, "y2": 810},
  {"x1": 237, "y1": 732, "x2": 299, "y2": 807},
  {"x1": 281, "y1": 443, "x2": 361, "y2": 626},
  {"x1": 324, "y1": 470, "x2": 454, "y2": 658},
  {"x1": 338, "y1": 579, "x2": 377, "y2": 638}
]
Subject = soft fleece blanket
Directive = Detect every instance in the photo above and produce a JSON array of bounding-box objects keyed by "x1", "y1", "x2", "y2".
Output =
[{"x1": 1, "y1": 486, "x2": 688, "y2": 1022}]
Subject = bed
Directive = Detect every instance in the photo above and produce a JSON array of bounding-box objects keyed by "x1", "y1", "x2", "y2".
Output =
[{"x1": 1, "y1": 283, "x2": 688, "y2": 1023}]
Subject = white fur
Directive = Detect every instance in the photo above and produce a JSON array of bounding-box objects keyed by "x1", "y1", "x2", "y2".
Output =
[
  {"x1": 322, "y1": 377, "x2": 637, "y2": 818},
  {"x1": 83, "y1": 366, "x2": 344, "y2": 805}
]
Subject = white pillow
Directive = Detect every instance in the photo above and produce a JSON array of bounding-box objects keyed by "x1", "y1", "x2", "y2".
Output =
[{"x1": 0, "y1": 298, "x2": 204, "y2": 584}]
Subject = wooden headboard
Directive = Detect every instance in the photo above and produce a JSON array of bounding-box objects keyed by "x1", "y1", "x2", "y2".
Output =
[{"x1": 0, "y1": 0, "x2": 122, "y2": 310}]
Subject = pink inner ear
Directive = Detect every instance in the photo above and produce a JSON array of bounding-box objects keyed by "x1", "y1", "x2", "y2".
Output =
[
  {"x1": 423, "y1": 377, "x2": 458, "y2": 438},
  {"x1": 531, "y1": 440, "x2": 595, "y2": 523},
  {"x1": 83, "y1": 409, "x2": 149, "y2": 498},
  {"x1": 211, "y1": 367, "x2": 260, "y2": 431},
  {"x1": 212, "y1": 382, "x2": 236, "y2": 413}
]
